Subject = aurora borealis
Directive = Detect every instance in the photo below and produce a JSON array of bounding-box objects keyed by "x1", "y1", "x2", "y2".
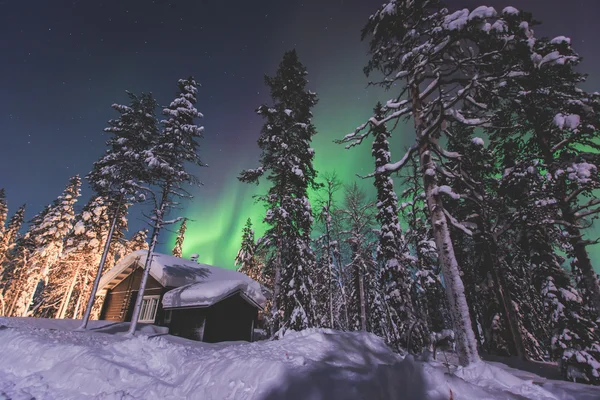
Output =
[{"x1": 1, "y1": 0, "x2": 599, "y2": 270}]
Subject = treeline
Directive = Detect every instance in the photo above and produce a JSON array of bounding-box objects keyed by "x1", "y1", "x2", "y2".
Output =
[
  {"x1": 0, "y1": 77, "x2": 204, "y2": 335},
  {"x1": 234, "y1": 1, "x2": 600, "y2": 384}
]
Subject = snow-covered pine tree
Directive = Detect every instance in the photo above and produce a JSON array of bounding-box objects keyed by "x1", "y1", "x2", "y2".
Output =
[
  {"x1": 128, "y1": 77, "x2": 205, "y2": 335},
  {"x1": 0, "y1": 204, "x2": 25, "y2": 271},
  {"x1": 342, "y1": 1, "x2": 535, "y2": 366},
  {"x1": 239, "y1": 50, "x2": 319, "y2": 335},
  {"x1": 125, "y1": 229, "x2": 149, "y2": 253},
  {"x1": 484, "y1": 32, "x2": 600, "y2": 319},
  {"x1": 399, "y1": 156, "x2": 449, "y2": 336},
  {"x1": 367, "y1": 103, "x2": 422, "y2": 351},
  {"x1": 171, "y1": 218, "x2": 188, "y2": 258},
  {"x1": 46, "y1": 196, "x2": 128, "y2": 319},
  {"x1": 235, "y1": 218, "x2": 263, "y2": 283},
  {"x1": 528, "y1": 223, "x2": 600, "y2": 383},
  {"x1": 0, "y1": 189, "x2": 7, "y2": 243},
  {"x1": 13, "y1": 176, "x2": 81, "y2": 316},
  {"x1": 80, "y1": 91, "x2": 159, "y2": 329},
  {"x1": 0, "y1": 204, "x2": 26, "y2": 315},
  {"x1": 338, "y1": 183, "x2": 377, "y2": 332},
  {"x1": 314, "y1": 172, "x2": 343, "y2": 328}
]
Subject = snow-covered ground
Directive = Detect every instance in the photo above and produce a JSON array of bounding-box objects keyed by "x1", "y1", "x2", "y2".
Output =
[{"x1": 0, "y1": 317, "x2": 598, "y2": 400}]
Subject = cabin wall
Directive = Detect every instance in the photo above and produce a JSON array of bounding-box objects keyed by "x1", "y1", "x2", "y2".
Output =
[
  {"x1": 166, "y1": 294, "x2": 259, "y2": 343},
  {"x1": 99, "y1": 268, "x2": 166, "y2": 323},
  {"x1": 169, "y1": 308, "x2": 208, "y2": 341},
  {"x1": 203, "y1": 294, "x2": 258, "y2": 343}
]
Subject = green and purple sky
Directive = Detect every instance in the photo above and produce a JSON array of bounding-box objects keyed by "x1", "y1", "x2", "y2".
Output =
[{"x1": 1, "y1": 0, "x2": 598, "y2": 269}]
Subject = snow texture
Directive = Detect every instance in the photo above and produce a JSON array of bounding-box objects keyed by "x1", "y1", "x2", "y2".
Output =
[
  {"x1": 163, "y1": 279, "x2": 265, "y2": 309},
  {"x1": 2, "y1": 318, "x2": 597, "y2": 399},
  {"x1": 472, "y1": 137, "x2": 485, "y2": 146},
  {"x1": 98, "y1": 251, "x2": 265, "y2": 308}
]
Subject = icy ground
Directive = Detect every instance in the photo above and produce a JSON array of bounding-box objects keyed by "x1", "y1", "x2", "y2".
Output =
[{"x1": 0, "y1": 318, "x2": 599, "y2": 399}]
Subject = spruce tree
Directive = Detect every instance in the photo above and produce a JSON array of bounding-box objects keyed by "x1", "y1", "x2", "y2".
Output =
[
  {"x1": 235, "y1": 218, "x2": 263, "y2": 283},
  {"x1": 485, "y1": 33, "x2": 600, "y2": 319},
  {"x1": 338, "y1": 183, "x2": 377, "y2": 332},
  {"x1": 0, "y1": 204, "x2": 26, "y2": 315},
  {"x1": 0, "y1": 189, "x2": 7, "y2": 243},
  {"x1": 128, "y1": 77, "x2": 205, "y2": 335},
  {"x1": 342, "y1": 1, "x2": 535, "y2": 366},
  {"x1": 172, "y1": 218, "x2": 188, "y2": 258},
  {"x1": 240, "y1": 50, "x2": 319, "y2": 335},
  {"x1": 368, "y1": 103, "x2": 422, "y2": 350},
  {"x1": 314, "y1": 172, "x2": 343, "y2": 328},
  {"x1": 80, "y1": 91, "x2": 159, "y2": 329},
  {"x1": 0, "y1": 204, "x2": 25, "y2": 270},
  {"x1": 11, "y1": 176, "x2": 81, "y2": 316}
]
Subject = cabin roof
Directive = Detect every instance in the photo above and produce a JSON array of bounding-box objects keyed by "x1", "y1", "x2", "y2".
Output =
[
  {"x1": 162, "y1": 280, "x2": 265, "y2": 310},
  {"x1": 97, "y1": 252, "x2": 266, "y2": 310}
]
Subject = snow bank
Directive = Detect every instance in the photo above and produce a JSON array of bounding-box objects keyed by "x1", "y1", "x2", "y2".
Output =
[{"x1": 0, "y1": 318, "x2": 595, "y2": 400}]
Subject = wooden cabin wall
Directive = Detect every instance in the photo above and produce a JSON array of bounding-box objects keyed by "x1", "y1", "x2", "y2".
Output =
[{"x1": 99, "y1": 268, "x2": 166, "y2": 322}]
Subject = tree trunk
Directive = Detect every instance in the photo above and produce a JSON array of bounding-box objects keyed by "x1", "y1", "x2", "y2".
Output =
[
  {"x1": 411, "y1": 84, "x2": 479, "y2": 366},
  {"x1": 487, "y1": 235, "x2": 527, "y2": 360},
  {"x1": 78, "y1": 195, "x2": 122, "y2": 329},
  {"x1": 57, "y1": 264, "x2": 81, "y2": 319},
  {"x1": 325, "y1": 220, "x2": 335, "y2": 328},
  {"x1": 270, "y1": 234, "x2": 283, "y2": 336},
  {"x1": 127, "y1": 190, "x2": 167, "y2": 336},
  {"x1": 358, "y1": 261, "x2": 367, "y2": 331}
]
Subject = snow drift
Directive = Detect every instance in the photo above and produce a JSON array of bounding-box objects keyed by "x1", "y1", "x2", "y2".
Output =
[{"x1": 0, "y1": 318, "x2": 597, "y2": 399}]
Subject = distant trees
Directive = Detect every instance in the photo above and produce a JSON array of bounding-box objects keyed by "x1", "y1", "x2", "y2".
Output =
[{"x1": 235, "y1": 218, "x2": 262, "y2": 283}]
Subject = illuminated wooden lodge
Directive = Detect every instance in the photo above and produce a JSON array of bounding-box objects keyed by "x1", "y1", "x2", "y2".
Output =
[{"x1": 97, "y1": 250, "x2": 266, "y2": 342}]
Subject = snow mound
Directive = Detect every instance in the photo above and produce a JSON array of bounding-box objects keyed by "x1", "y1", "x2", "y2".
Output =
[{"x1": 0, "y1": 318, "x2": 583, "y2": 400}]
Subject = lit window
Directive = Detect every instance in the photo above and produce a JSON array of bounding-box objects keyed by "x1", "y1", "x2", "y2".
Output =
[{"x1": 138, "y1": 295, "x2": 160, "y2": 323}]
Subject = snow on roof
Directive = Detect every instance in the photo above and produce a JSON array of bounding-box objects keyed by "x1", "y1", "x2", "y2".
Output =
[
  {"x1": 162, "y1": 279, "x2": 266, "y2": 309},
  {"x1": 98, "y1": 251, "x2": 266, "y2": 309}
]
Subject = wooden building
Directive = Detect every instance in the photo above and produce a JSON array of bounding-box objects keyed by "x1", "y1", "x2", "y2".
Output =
[{"x1": 97, "y1": 251, "x2": 266, "y2": 342}]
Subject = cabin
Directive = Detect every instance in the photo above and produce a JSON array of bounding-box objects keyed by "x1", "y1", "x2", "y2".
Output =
[{"x1": 96, "y1": 250, "x2": 266, "y2": 343}]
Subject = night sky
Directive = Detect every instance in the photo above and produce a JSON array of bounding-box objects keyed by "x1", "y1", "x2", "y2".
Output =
[{"x1": 1, "y1": 0, "x2": 599, "y2": 269}]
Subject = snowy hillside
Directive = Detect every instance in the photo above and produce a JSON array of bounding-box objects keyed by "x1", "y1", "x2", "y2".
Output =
[{"x1": 1, "y1": 318, "x2": 599, "y2": 399}]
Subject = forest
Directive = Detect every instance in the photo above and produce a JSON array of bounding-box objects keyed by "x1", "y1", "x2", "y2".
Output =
[{"x1": 1, "y1": 0, "x2": 600, "y2": 386}]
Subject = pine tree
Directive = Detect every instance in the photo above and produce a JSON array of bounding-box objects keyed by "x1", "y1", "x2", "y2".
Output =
[
  {"x1": 0, "y1": 204, "x2": 26, "y2": 270},
  {"x1": 314, "y1": 172, "x2": 343, "y2": 328},
  {"x1": 484, "y1": 33, "x2": 600, "y2": 319},
  {"x1": 235, "y1": 218, "x2": 263, "y2": 282},
  {"x1": 80, "y1": 91, "x2": 159, "y2": 329},
  {"x1": 44, "y1": 197, "x2": 127, "y2": 319},
  {"x1": 338, "y1": 183, "x2": 377, "y2": 332},
  {"x1": 240, "y1": 50, "x2": 319, "y2": 335},
  {"x1": 0, "y1": 189, "x2": 8, "y2": 244},
  {"x1": 1, "y1": 206, "x2": 48, "y2": 316},
  {"x1": 368, "y1": 103, "x2": 422, "y2": 350},
  {"x1": 0, "y1": 204, "x2": 26, "y2": 315},
  {"x1": 125, "y1": 229, "x2": 149, "y2": 253},
  {"x1": 7, "y1": 176, "x2": 80, "y2": 316},
  {"x1": 128, "y1": 77, "x2": 205, "y2": 335},
  {"x1": 399, "y1": 156, "x2": 450, "y2": 337},
  {"x1": 172, "y1": 218, "x2": 188, "y2": 258},
  {"x1": 342, "y1": 1, "x2": 535, "y2": 366},
  {"x1": 27, "y1": 176, "x2": 81, "y2": 316}
]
